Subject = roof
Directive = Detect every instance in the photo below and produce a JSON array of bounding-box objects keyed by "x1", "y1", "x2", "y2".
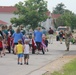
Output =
[
  {"x1": 0, "y1": 6, "x2": 17, "y2": 13},
  {"x1": 51, "y1": 14, "x2": 61, "y2": 19},
  {"x1": 0, "y1": 6, "x2": 51, "y2": 17},
  {"x1": 0, "y1": 20, "x2": 8, "y2": 25}
]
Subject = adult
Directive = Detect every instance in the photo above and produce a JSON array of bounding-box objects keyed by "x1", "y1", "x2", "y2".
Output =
[
  {"x1": 42, "y1": 28, "x2": 47, "y2": 36},
  {"x1": 1, "y1": 26, "x2": 8, "y2": 54},
  {"x1": 34, "y1": 27, "x2": 42, "y2": 54},
  {"x1": 12, "y1": 28, "x2": 23, "y2": 53},
  {"x1": 8, "y1": 25, "x2": 14, "y2": 36},
  {"x1": 29, "y1": 28, "x2": 33, "y2": 39},
  {"x1": 0, "y1": 29, "x2": 4, "y2": 39},
  {"x1": 48, "y1": 27, "x2": 54, "y2": 44},
  {"x1": 7, "y1": 25, "x2": 14, "y2": 53},
  {"x1": 20, "y1": 25, "x2": 26, "y2": 35},
  {"x1": 64, "y1": 27, "x2": 72, "y2": 51},
  {"x1": 2, "y1": 25, "x2": 8, "y2": 37},
  {"x1": 59, "y1": 30, "x2": 64, "y2": 44}
]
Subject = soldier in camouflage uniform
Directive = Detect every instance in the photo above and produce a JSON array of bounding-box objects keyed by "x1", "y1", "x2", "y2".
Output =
[{"x1": 65, "y1": 27, "x2": 72, "y2": 51}]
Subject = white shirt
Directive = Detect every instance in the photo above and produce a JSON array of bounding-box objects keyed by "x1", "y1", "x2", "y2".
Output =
[
  {"x1": 24, "y1": 44, "x2": 29, "y2": 54},
  {"x1": 29, "y1": 39, "x2": 32, "y2": 44}
]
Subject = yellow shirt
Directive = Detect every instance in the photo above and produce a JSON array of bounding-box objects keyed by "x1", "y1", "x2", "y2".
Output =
[{"x1": 16, "y1": 44, "x2": 23, "y2": 54}]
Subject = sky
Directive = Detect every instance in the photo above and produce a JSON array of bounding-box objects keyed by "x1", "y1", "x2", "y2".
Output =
[{"x1": 0, "y1": 0, "x2": 76, "y2": 14}]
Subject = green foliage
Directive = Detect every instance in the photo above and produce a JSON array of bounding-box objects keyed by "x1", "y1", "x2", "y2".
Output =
[
  {"x1": 55, "y1": 10, "x2": 76, "y2": 30},
  {"x1": 51, "y1": 59, "x2": 76, "y2": 75},
  {"x1": 52, "y1": 3, "x2": 66, "y2": 14},
  {"x1": 52, "y1": 3, "x2": 76, "y2": 30},
  {"x1": 10, "y1": 0, "x2": 48, "y2": 29}
]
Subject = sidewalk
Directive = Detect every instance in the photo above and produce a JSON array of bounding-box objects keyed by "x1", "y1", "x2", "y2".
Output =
[{"x1": 0, "y1": 40, "x2": 76, "y2": 75}]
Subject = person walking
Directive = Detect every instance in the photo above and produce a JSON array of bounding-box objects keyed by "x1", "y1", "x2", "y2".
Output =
[
  {"x1": 32, "y1": 36, "x2": 36, "y2": 54},
  {"x1": 24, "y1": 39, "x2": 30, "y2": 65},
  {"x1": 48, "y1": 27, "x2": 54, "y2": 44},
  {"x1": 0, "y1": 36, "x2": 3, "y2": 57},
  {"x1": 34, "y1": 27, "x2": 42, "y2": 54},
  {"x1": 1, "y1": 26, "x2": 7, "y2": 55},
  {"x1": 8, "y1": 25, "x2": 14, "y2": 36},
  {"x1": 14, "y1": 40, "x2": 24, "y2": 65},
  {"x1": 20, "y1": 25, "x2": 26, "y2": 35},
  {"x1": 65, "y1": 27, "x2": 72, "y2": 51},
  {"x1": 12, "y1": 28, "x2": 23, "y2": 53},
  {"x1": 45, "y1": 37, "x2": 49, "y2": 51},
  {"x1": 59, "y1": 30, "x2": 64, "y2": 44}
]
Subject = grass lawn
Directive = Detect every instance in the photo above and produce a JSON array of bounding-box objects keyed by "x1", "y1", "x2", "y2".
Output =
[{"x1": 51, "y1": 58, "x2": 76, "y2": 75}]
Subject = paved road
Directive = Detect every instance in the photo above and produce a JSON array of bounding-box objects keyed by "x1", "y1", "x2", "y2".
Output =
[{"x1": 0, "y1": 40, "x2": 76, "y2": 75}]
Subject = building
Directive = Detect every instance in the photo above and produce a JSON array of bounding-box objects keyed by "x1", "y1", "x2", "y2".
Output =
[
  {"x1": 0, "y1": 6, "x2": 61, "y2": 30},
  {"x1": 51, "y1": 14, "x2": 61, "y2": 23},
  {"x1": 41, "y1": 11, "x2": 61, "y2": 30},
  {"x1": 41, "y1": 11, "x2": 53, "y2": 30},
  {"x1": 0, "y1": 6, "x2": 18, "y2": 25},
  {"x1": 0, "y1": 20, "x2": 8, "y2": 26}
]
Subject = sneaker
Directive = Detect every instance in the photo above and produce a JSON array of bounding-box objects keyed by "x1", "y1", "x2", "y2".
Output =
[
  {"x1": 18, "y1": 62, "x2": 20, "y2": 65},
  {"x1": 65, "y1": 48, "x2": 69, "y2": 51},
  {"x1": 4, "y1": 53, "x2": 5, "y2": 56},
  {"x1": 1, "y1": 56, "x2": 2, "y2": 58},
  {"x1": 26, "y1": 62, "x2": 28, "y2": 65},
  {"x1": 20, "y1": 63, "x2": 23, "y2": 65},
  {"x1": 60, "y1": 42, "x2": 62, "y2": 44},
  {"x1": 37, "y1": 51, "x2": 40, "y2": 55}
]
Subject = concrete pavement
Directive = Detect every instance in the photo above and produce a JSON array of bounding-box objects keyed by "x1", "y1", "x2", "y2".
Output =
[{"x1": 0, "y1": 40, "x2": 76, "y2": 75}]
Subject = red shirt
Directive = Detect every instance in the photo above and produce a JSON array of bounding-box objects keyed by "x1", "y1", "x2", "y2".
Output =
[
  {"x1": 0, "y1": 41, "x2": 3, "y2": 48},
  {"x1": 7, "y1": 37, "x2": 11, "y2": 46},
  {"x1": 32, "y1": 39, "x2": 36, "y2": 49}
]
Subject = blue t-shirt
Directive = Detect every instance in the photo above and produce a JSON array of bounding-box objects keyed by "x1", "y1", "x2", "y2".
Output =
[
  {"x1": 12, "y1": 32, "x2": 23, "y2": 43},
  {"x1": 42, "y1": 29, "x2": 47, "y2": 35},
  {"x1": 34, "y1": 30, "x2": 42, "y2": 42},
  {"x1": 3, "y1": 30, "x2": 8, "y2": 35}
]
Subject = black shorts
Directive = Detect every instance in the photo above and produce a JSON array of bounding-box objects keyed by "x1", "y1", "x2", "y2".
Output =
[
  {"x1": 29, "y1": 44, "x2": 32, "y2": 47},
  {"x1": 14, "y1": 43, "x2": 18, "y2": 45},
  {"x1": 0, "y1": 48, "x2": 3, "y2": 51},
  {"x1": 24, "y1": 54, "x2": 29, "y2": 59},
  {"x1": 14, "y1": 43, "x2": 18, "y2": 47}
]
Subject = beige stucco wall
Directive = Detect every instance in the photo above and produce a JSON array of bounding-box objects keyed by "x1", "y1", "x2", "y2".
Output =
[
  {"x1": 0, "y1": 12, "x2": 54, "y2": 30},
  {"x1": 41, "y1": 18, "x2": 54, "y2": 30},
  {"x1": 0, "y1": 12, "x2": 18, "y2": 25}
]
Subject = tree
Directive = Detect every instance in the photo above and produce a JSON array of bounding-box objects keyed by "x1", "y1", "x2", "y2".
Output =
[
  {"x1": 11, "y1": 0, "x2": 48, "y2": 29},
  {"x1": 52, "y1": 3, "x2": 66, "y2": 14},
  {"x1": 55, "y1": 11, "x2": 76, "y2": 30}
]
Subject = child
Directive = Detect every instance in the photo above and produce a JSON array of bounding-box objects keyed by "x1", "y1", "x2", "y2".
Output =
[
  {"x1": 14, "y1": 40, "x2": 24, "y2": 65},
  {"x1": 2, "y1": 32, "x2": 7, "y2": 56},
  {"x1": 29, "y1": 35, "x2": 32, "y2": 51},
  {"x1": 0, "y1": 36, "x2": 3, "y2": 57},
  {"x1": 7, "y1": 33, "x2": 11, "y2": 53},
  {"x1": 45, "y1": 37, "x2": 49, "y2": 51},
  {"x1": 41, "y1": 38, "x2": 46, "y2": 54},
  {"x1": 24, "y1": 39, "x2": 30, "y2": 65},
  {"x1": 32, "y1": 36, "x2": 36, "y2": 54}
]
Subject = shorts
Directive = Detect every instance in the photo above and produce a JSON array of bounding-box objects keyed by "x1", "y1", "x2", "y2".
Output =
[
  {"x1": 0, "y1": 48, "x2": 3, "y2": 51},
  {"x1": 14, "y1": 43, "x2": 18, "y2": 46},
  {"x1": 29, "y1": 44, "x2": 32, "y2": 47},
  {"x1": 24, "y1": 54, "x2": 29, "y2": 59},
  {"x1": 59, "y1": 37, "x2": 63, "y2": 39},
  {"x1": 17, "y1": 53, "x2": 23, "y2": 58}
]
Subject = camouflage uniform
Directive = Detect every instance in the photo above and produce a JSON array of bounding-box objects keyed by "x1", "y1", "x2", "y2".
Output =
[{"x1": 65, "y1": 30, "x2": 71, "y2": 51}]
